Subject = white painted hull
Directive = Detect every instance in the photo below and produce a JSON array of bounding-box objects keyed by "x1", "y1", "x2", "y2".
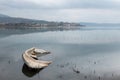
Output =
[{"x1": 22, "y1": 47, "x2": 52, "y2": 69}]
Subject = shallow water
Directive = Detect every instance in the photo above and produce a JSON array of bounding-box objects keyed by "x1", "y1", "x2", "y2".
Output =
[{"x1": 1, "y1": 27, "x2": 120, "y2": 80}]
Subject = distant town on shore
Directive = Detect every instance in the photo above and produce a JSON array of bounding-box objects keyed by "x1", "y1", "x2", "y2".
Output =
[{"x1": 0, "y1": 14, "x2": 84, "y2": 30}]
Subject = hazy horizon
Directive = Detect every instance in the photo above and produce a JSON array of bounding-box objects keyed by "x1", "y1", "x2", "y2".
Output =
[{"x1": 0, "y1": 0, "x2": 120, "y2": 23}]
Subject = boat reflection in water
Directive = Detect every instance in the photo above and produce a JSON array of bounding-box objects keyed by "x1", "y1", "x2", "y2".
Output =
[{"x1": 22, "y1": 64, "x2": 44, "y2": 77}]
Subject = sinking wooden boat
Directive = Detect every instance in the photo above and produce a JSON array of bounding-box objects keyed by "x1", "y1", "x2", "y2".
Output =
[{"x1": 22, "y1": 47, "x2": 52, "y2": 69}]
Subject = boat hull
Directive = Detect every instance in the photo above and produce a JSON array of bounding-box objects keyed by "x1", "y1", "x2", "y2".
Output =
[{"x1": 22, "y1": 47, "x2": 52, "y2": 69}]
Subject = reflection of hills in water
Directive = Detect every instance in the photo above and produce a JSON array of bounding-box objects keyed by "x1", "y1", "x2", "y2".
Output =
[
  {"x1": 0, "y1": 29, "x2": 51, "y2": 38},
  {"x1": 1, "y1": 25, "x2": 120, "y2": 38},
  {"x1": 22, "y1": 64, "x2": 44, "y2": 77},
  {"x1": 0, "y1": 29, "x2": 52, "y2": 35},
  {"x1": 0, "y1": 28, "x2": 82, "y2": 39},
  {"x1": 0, "y1": 29, "x2": 78, "y2": 38}
]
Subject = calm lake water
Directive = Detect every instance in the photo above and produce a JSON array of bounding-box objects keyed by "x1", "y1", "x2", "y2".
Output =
[{"x1": 1, "y1": 26, "x2": 120, "y2": 80}]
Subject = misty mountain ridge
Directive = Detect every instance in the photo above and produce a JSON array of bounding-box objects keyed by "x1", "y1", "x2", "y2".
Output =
[
  {"x1": 0, "y1": 13, "x2": 119, "y2": 26},
  {"x1": 0, "y1": 13, "x2": 82, "y2": 30},
  {"x1": 0, "y1": 14, "x2": 10, "y2": 18},
  {"x1": 0, "y1": 13, "x2": 49, "y2": 24}
]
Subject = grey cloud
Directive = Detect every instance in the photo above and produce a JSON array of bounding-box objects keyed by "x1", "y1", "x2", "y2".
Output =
[
  {"x1": 0, "y1": 0, "x2": 65, "y2": 10},
  {"x1": 0, "y1": 0, "x2": 41, "y2": 9},
  {"x1": 64, "y1": 0, "x2": 120, "y2": 9},
  {"x1": 0, "y1": 0, "x2": 120, "y2": 10},
  {"x1": 0, "y1": 0, "x2": 120, "y2": 23}
]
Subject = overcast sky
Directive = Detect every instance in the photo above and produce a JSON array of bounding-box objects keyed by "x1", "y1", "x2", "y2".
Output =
[{"x1": 0, "y1": 0, "x2": 120, "y2": 23}]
